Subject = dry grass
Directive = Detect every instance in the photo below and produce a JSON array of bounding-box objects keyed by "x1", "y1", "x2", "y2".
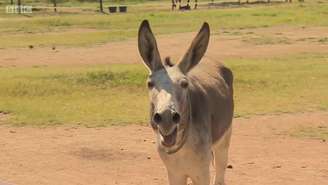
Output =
[{"x1": 0, "y1": 54, "x2": 327, "y2": 126}]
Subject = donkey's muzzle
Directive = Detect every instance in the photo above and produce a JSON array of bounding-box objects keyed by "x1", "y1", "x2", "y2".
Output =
[{"x1": 153, "y1": 110, "x2": 180, "y2": 125}]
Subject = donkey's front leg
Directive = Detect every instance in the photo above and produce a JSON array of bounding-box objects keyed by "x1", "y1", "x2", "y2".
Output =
[
  {"x1": 213, "y1": 146, "x2": 228, "y2": 185},
  {"x1": 167, "y1": 170, "x2": 187, "y2": 185},
  {"x1": 189, "y1": 164, "x2": 210, "y2": 185}
]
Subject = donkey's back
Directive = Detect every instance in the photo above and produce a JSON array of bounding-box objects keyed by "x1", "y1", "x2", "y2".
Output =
[{"x1": 188, "y1": 59, "x2": 234, "y2": 144}]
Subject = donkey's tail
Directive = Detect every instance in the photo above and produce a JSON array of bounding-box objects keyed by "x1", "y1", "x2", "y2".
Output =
[{"x1": 220, "y1": 66, "x2": 233, "y2": 90}]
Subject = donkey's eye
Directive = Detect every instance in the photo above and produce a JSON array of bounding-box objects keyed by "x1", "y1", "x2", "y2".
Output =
[
  {"x1": 180, "y1": 79, "x2": 189, "y2": 88},
  {"x1": 147, "y1": 81, "x2": 155, "y2": 89}
]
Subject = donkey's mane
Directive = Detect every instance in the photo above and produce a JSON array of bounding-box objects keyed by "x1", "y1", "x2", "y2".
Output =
[{"x1": 164, "y1": 57, "x2": 175, "y2": 67}]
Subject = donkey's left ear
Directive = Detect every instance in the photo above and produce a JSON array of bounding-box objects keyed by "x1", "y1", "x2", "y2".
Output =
[{"x1": 178, "y1": 22, "x2": 210, "y2": 74}]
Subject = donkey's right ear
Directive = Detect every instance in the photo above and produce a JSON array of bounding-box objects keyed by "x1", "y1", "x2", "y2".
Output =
[
  {"x1": 178, "y1": 22, "x2": 210, "y2": 74},
  {"x1": 138, "y1": 20, "x2": 163, "y2": 72}
]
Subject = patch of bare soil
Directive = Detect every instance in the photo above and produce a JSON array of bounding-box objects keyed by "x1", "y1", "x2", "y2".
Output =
[
  {"x1": 0, "y1": 112, "x2": 9, "y2": 123},
  {"x1": 1, "y1": 26, "x2": 328, "y2": 67},
  {"x1": 0, "y1": 112, "x2": 327, "y2": 185}
]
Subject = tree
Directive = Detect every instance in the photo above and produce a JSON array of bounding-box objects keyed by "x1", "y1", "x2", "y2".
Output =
[
  {"x1": 17, "y1": 0, "x2": 21, "y2": 14},
  {"x1": 52, "y1": 0, "x2": 57, "y2": 12},
  {"x1": 49, "y1": 0, "x2": 58, "y2": 12},
  {"x1": 11, "y1": 0, "x2": 14, "y2": 5},
  {"x1": 99, "y1": 0, "x2": 103, "y2": 13}
]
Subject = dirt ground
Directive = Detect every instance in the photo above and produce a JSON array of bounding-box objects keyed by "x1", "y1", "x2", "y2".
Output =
[
  {"x1": 0, "y1": 112, "x2": 327, "y2": 185},
  {"x1": 0, "y1": 26, "x2": 328, "y2": 67},
  {"x1": 0, "y1": 26, "x2": 328, "y2": 185}
]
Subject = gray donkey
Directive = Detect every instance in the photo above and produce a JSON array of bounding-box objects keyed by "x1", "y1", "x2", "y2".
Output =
[{"x1": 138, "y1": 20, "x2": 234, "y2": 185}]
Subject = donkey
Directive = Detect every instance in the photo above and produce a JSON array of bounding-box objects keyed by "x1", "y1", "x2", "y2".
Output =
[{"x1": 138, "y1": 20, "x2": 234, "y2": 185}]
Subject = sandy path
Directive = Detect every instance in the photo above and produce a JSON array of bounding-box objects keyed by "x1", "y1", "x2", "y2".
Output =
[
  {"x1": 0, "y1": 112, "x2": 327, "y2": 185},
  {"x1": 1, "y1": 26, "x2": 328, "y2": 67}
]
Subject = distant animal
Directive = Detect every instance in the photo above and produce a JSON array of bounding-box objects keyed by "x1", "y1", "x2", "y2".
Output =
[
  {"x1": 138, "y1": 20, "x2": 234, "y2": 185},
  {"x1": 172, "y1": 0, "x2": 197, "y2": 10},
  {"x1": 179, "y1": 0, "x2": 191, "y2": 10}
]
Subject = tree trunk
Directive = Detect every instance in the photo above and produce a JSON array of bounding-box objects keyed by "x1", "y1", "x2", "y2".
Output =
[
  {"x1": 99, "y1": 0, "x2": 103, "y2": 13},
  {"x1": 17, "y1": 0, "x2": 21, "y2": 14},
  {"x1": 53, "y1": 0, "x2": 57, "y2": 12}
]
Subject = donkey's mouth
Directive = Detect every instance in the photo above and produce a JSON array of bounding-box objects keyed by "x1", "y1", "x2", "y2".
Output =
[{"x1": 160, "y1": 127, "x2": 177, "y2": 147}]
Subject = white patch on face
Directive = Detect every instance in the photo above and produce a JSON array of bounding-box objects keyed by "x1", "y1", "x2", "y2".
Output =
[
  {"x1": 150, "y1": 67, "x2": 186, "y2": 113},
  {"x1": 156, "y1": 89, "x2": 174, "y2": 113},
  {"x1": 150, "y1": 70, "x2": 177, "y2": 113},
  {"x1": 149, "y1": 67, "x2": 189, "y2": 150}
]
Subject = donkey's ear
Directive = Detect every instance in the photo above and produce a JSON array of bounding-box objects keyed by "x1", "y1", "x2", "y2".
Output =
[
  {"x1": 138, "y1": 20, "x2": 163, "y2": 72},
  {"x1": 179, "y1": 22, "x2": 210, "y2": 74}
]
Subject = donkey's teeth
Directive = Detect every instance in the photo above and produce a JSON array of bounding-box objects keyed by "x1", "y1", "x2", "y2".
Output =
[{"x1": 160, "y1": 128, "x2": 177, "y2": 147}]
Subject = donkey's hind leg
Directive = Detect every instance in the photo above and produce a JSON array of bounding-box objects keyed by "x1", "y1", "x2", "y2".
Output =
[{"x1": 213, "y1": 126, "x2": 232, "y2": 185}]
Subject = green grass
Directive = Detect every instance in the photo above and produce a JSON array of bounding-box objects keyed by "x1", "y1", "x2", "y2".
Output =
[
  {"x1": 0, "y1": 65, "x2": 149, "y2": 126},
  {"x1": 291, "y1": 126, "x2": 328, "y2": 140},
  {"x1": 228, "y1": 54, "x2": 328, "y2": 117},
  {"x1": 0, "y1": 0, "x2": 167, "y2": 7},
  {"x1": 1, "y1": 0, "x2": 328, "y2": 48},
  {"x1": 242, "y1": 35, "x2": 292, "y2": 45},
  {"x1": 0, "y1": 53, "x2": 327, "y2": 126}
]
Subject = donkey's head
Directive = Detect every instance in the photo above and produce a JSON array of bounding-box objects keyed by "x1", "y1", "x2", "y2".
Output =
[{"x1": 138, "y1": 20, "x2": 210, "y2": 153}]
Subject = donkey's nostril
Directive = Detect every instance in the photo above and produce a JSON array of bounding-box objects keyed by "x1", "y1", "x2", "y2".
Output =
[
  {"x1": 153, "y1": 113, "x2": 162, "y2": 123},
  {"x1": 172, "y1": 112, "x2": 180, "y2": 124}
]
